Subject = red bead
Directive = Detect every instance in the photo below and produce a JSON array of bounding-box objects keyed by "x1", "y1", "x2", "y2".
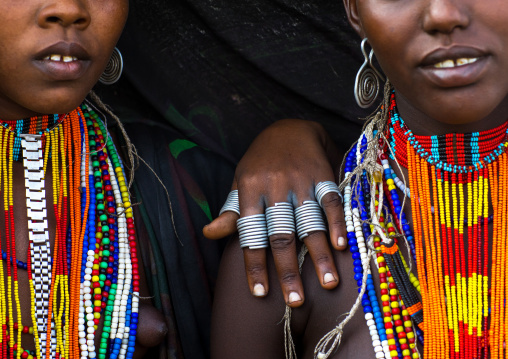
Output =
[
  {"x1": 106, "y1": 196, "x2": 114, "y2": 202},
  {"x1": 22, "y1": 326, "x2": 29, "y2": 334},
  {"x1": 13, "y1": 323, "x2": 17, "y2": 330},
  {"x1": 389, "y1": 283, "x2": 396, "y2": 289},
  {"x1": 392, "y1": 308, "x2": 400, "y2": 314},
  {"x1": 21, "y1": 351, "x2": 28, "y2": 359},
  {"x1": 105, "y1": 185, "x2": 112, "y2": 191},
  {"x1": 94, "y1": 307, "x2": 101, "y2": 312},
  {"x1": 101, "y1": 302, "x2": 107, "y2": 309},
  {"x1": 107, "y1": 207, "x2": 115, "y2": 214},
  {"x1": 94, "y1": 319, "x2": 100, "y2": 325},
  {"x1": 394, "y1": 320, "x2": 403, "y2": 326},
  {"x1": 103, "y1": 174, "x2": 110, "y2": 181},
  {"x1": 388, "y1": 345, "x2": 397, "y2": 351},
  {"x1": 108, "y1": 218, "x2": 115, "y2": 224},
  {"x1": 94, "y1": 294, "x2": 102, "y2": 300}
]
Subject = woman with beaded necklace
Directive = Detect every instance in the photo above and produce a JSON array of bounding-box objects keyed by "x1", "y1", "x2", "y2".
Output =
[
  {"x1": 211, "y1": 0, "x2": 508, "y2": 358},
  {"x1": 0, "y1": 1, "x2": 166, "y2": 358}
]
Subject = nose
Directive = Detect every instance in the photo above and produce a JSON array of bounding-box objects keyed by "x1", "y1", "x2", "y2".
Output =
[
  {"x1": 422, "y1": 0, "x2": 470, "y2": 35},
  {"x1": 37, "y1": 0, "x2": 91, "y2": 29}
]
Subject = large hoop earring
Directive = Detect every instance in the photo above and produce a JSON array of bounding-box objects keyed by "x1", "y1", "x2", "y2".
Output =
[
  {"x1": 99, "y1": 47, "x2": 123, "y2": 85},
  {"x1": 354, "y1": 39, "x2": 385, "y2": 109}
]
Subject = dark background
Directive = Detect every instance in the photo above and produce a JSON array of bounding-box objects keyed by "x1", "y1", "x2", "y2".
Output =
[{"x1": 96, "y1": 1, "x2": 369, "y2": 358}]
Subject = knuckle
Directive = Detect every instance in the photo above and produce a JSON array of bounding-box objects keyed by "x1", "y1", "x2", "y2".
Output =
[
  {"x1": 313, "y1": 253, "x2": 332, "y2": 266},
  {"x1": 245, "y1": 263, "x2": 265, "y2": 277},
  {"x1": 270, "y1": 235, "x2": 295, "y2": 251},
  {"x1": 321, "y1": 193, "x2": 342, "y2": 208},
  {"x1": 280, "y1": 271, "x2": 299, "y2": 285}
]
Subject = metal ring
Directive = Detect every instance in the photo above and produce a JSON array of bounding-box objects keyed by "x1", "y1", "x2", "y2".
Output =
[
  {"x1": 295, "y1": 201, "x2": 327, "y2": 240},
  {"x1": 219, "y1": 190, "x2": 240, "y2": 216},
  {"x1": 237, "y1": 214, "x2": 269, "y2": 249},
  {"x1": 265, "y1": 202, "x2": 295, "y2": 237},
  {"x1": 315, "y1": 181, "x2": 341, "y2": 207}
]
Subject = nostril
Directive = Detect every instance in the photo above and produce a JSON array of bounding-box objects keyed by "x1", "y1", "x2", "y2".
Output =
[
  {"x1": 47, "y1": 16, "x2": 60, "y2": 23},
  {"x1": 74, "y1": 18, "x2": 87, "y2": 25}
]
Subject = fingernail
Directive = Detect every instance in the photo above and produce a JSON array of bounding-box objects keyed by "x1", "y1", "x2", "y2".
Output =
[
  {"x1": 253, "y1": 283, "x2": 266, "y2": 297},
  {"x1": 323, "y1": 272, "x2": 336, "y2": 284},
  {"x1": 338, "y1": 236, "x2": 346, "y2": 247},
  {"x1": 288, "y1": 292, "x2": 302, "y2": 304}
]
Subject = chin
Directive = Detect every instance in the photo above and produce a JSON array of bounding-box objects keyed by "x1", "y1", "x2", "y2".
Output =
[{"x1": 33, "y1": 91, "x2": 90, "y2": 115}]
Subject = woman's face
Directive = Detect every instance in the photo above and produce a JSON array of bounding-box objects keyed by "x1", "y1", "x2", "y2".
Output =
[
  {"x1": 0, "y1": 0, "x2": 128, "y2": 120},
  {"x1": 345, "y1": 0, "x2": 508, "y2": 125}
]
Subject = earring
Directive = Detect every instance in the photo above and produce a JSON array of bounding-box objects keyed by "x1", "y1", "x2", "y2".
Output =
[
  {"x1": 99, "y1": 47, "x2": 123, "y2": 85},
  {"x1": 354, "y1": 39, "x2": 385, "y2": 109}
]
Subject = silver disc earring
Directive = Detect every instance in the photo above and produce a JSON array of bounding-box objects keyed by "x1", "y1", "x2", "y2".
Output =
[
  {"x1": 354, "y1": 38, "x2": 385, "y2": 108},
  {"x1": 99, "y1": 47, "x2": 123, "y2": 85}
]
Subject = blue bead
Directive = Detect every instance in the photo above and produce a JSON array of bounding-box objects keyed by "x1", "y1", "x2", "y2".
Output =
[
  {"x1": 357, "y1": 279, "x2": 363, "y2": 287},
  {"x1": 350, "y1": 246, "x2": 359, "y2": 253},
  {"x1": 363, "y1": 306, "x2": 372, "y2": 313},
  {"x1": 354, "y1": 273, "x2": 363, "y2": 281},
  {"x1": 348, "y1": 239, "x2": 358, "y2": 246}
]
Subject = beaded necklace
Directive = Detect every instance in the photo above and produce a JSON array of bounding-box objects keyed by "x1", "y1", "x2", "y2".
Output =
[
  {"x1": 0, "y1": 104, "x2": 139, "y2": 359},
  {"x1": 343, "y1": 92, "x2": 508, "y2": 359}
]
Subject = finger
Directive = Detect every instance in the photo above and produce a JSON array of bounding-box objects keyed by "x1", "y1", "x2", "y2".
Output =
[
  {"x1": 203, "y1": 211, "x2": 239, "y2": 240},
  {"x1": 320, "y1": 192, "x2": 347, "y2": 250},
  {"x1": 302, "y1": 231, "x2": 339, "y2": 289},
  {"x1": 269, "y1": 233, "x2": 305, "y2": 308},
  {"x1": 243, "y1": 248, "x2": 269, "y2": 297}
]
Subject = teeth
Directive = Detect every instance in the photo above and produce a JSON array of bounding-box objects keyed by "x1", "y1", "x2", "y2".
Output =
[
  {"x1": 45, "y1": 54, "x2": 78, "y2": 62},
  {"x1": 433, "y1": 57, "x2": 479, "y2": 68}
]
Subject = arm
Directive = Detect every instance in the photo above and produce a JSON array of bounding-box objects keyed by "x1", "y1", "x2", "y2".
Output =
[{"x1": 204, "y1": 119, "x2": 347, "y2": 307}]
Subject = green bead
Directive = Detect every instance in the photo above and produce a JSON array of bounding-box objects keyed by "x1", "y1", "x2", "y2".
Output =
[
  {"x1": 104, "y1": 321, "x2": 111, "y2": 327},
  {"x1": 99, "y1": 214, "x2": 108, "y2": 221},
  {"x1": 102, "y1": 225, "x2": 109, "y2": 232},
  {"x1": 89, "y1": 140, "x2": 96, "y2": 146},
  {"x1": 102, "y1": 238, "x2": 110, "y2": 245},
  {"x1": 106, "y1": 305, "x2": 114, "y2": 311},
  {"x1": 97, "y1": 204, "x2": 105, "y2": 210},
  {"x1": 99, "y1": 274, "x2": 106, "y2": 281},
  {"x1": 94, "y1": 182, "x2": 102, "y2": 189},
  {"x1": 103, "y1": 250, "x2": 110, "y2": 256},
  {"x1": 110, "y1": 288, "x2": 116, "y2": 294},
  {"x1": 94, "y1": 171, "x2": 102, "y2": 177},
  {"x1": 100, "y1": 262, "x2": 108, "y2": 269},
  {"x1": 99, "y1": 280, "x2": 104, "y2": 287},
  {"x1": 96, "y1": 193, "x2": 104, "y2": 200},
  {"x1": 92, "y1": 160, "x2": 100, "y2": 167}
]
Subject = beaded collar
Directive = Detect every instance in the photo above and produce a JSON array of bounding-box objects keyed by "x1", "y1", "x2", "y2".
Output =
[
  {"x1": 341, "y1": 93, "x2": 508, "y2": 359},
  {"x1": 0, "y1": 104, "x2": 139, "y2": 359}
]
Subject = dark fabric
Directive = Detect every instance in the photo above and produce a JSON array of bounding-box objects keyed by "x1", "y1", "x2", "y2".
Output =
[{"x1": 97, "y1": 1, "x2": 371, "y2": 358}]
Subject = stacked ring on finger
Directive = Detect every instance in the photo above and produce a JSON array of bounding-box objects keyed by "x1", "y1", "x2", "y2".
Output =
[
  {"x1": 315, "y1": 181, "x2": 341, "y2": 208},
  {"x1": 294, "y1": 200, "x2": 327, "y2": 240},
  {"x1": 219, "y1": 190, "x2": 240, "y2": 216},
  {"x1": 265, "y1": 202, "x2": 295, "y2": 237},
  {"x1": 237, "y1": 214, "x2": 269, "y2": 249}
]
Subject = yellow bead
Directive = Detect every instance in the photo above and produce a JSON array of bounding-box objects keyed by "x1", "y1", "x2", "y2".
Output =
[
  {"x1": 94, "y1": 288, "x2": 101, "y2": 294},
  {"x1": 381, "y1": 295, "x2": 389, "y2": 302},
  {"x1": 386, "y1": 329, "x2": 393, "y2": 335},
  {"x1": 390, "y1": 350, "x2": 398, "y2": 357},
  {"x1": 389, "y1": 289, "x2": 398, "y2": 295},
  {"x1": 396, "y1": 326, "x2": 404, "y2": 333},
  {"x1": 390, "y1": 302, "x2": 399, "y2": 308},
  {"x1": 412, "y1": 353, "x2": 419, "y2": 358},
  {"x1": 402, "y1": 350, "x2": 410, "y2": 356},
  {"x1": 380, "y1": 283, "x2": 388, "y2": 289},
  {"x1": 94, "y1": 312, "x2": 101, "y2": 319},
  {"x1": 387, "y1": 339, "x2": 395, "y2": 345},
  {"x1": 377, "y1": 257, "x2": 385, "y2": 264},
  {"x1": 407, "y1": 332, "x2": 414, "y2": 339},
  {"x1": 94, "y1": 300, "x2": 102, "y2": 307},
  {"x1": 392, "y1": 315, "x2": 401, "y2": 321},
  {"x1": 123, "y1": 201, "x2": 131, "y2": 208},
  {"x1": 386, "y1": 179, "x2": 394, "y2": 186},
  {"x1": 379, "y1": 267, "x2": 386, "y2": 274},
  {"x1": 383, "y1": 317, "x2": 391, "y2": 323},
  {"x1": 92, "y1": 276, "x2": 99, "y2": 282},
  {"x1": 404, "y1": 321, "x2": 412, "y2": 327},
  {"x1": 402, "y1": 310, "x2": 409, "y2": 316}
]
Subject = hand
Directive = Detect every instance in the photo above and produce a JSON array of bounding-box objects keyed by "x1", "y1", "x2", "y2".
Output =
[{"x1": 203, "y1": 119, "x2": 347, "y2": 307}]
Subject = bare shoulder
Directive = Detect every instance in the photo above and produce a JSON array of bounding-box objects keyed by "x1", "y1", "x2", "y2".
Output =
[{"x1": 212, "y1": 239, "x2": 376, "y2": 359}]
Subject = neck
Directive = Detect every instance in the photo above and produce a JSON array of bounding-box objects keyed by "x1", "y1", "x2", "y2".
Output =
[{"x1": 395, "y1": 89, "x2": 508, "y2": 136}]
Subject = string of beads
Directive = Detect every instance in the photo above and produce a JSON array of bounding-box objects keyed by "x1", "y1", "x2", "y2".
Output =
[{"x1": 0, "y1": 103, "x2": 139, "y2": 359}]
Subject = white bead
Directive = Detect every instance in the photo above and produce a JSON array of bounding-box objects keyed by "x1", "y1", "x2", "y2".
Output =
[
  {"x1": 86, "y1": 313, "x2": 95, "y2": 321},
  {"x1": 373, "y1": 340, "x2": 381, "y2": 347},
  {"x1": 87, "y1": 326, "x2": 95, "y2": 334},
  {"x1": 81, "y1": 344, "x2": 88, "y2": 351},
  {"x1": 375, "y1": 351, "x2": 385, "y2": 358},
  {"x1": 79, "y1": 330, "x2": 86, "y2": 338},
  {"x1": 79, "y1": 338, "x2": 86, "y2": 345},
  {"x1": 364, "y1": 313, "x2": 373, "y2": 320}
]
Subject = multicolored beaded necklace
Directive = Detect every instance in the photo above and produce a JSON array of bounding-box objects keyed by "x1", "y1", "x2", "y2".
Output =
[
  {"x1": 0, "y1": 103, "x2": 139, "y2": 359},
  {"x1": 343, "y1": 92, "x2": 508, "y2": 359}
]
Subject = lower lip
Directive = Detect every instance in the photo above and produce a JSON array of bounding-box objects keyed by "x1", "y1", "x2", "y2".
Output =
[
  {"x1": 33, "y1": 59, "x2": 90, "y2": 81},
  {"x1": 419, "y1": 56, "x2": 490, "y2": 88}
]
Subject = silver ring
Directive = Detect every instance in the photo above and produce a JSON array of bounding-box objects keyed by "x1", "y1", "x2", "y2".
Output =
[
  {"x1": 295, "y1": 200, "x2": 327, "y2": 240},
  {"x1": 237, "y1": 214, "x2": 269, "y2": 249},
  {"x1": 265, "y1": 202, "x2": 295, "y2": 237},
  {"x1": 315, "y1": 181, "x2": 341, "y2": 207},
  {"x1": 219, "y1": 190, "x2": 240, "y2": 216}
]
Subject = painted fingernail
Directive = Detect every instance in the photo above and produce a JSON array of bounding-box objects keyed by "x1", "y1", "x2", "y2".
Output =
[
  {"x1": 288, "y1": 292, "x2": 302, "y2": 304},
  {"x1": 323, "y1": 272, "x2": 336, "y2": 284},
  {"x1": 338, "y1": 236, "x2": 346, "y2": 247},
  {"x1": 253, "y1": 283, "x2": 266, "y2": 297}
]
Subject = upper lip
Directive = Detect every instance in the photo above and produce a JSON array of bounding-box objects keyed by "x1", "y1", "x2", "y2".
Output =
[
  {"x1": 34, "y1": 41, "x2": 90, "y2": 61},
  {"x1": 420, "y1": 46, "x2": 489, "y2": 67}
]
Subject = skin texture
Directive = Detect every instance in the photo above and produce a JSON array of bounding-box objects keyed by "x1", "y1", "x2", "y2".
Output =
[
  {"x1": 204, "y1": 119, "x2": 347, "y2": 307},
  {"x1": 0, "y1": 0, "x2": 167, "y2": 355},
  {"x1": 212, "y1": 0, "x2": 508, "y2": 357},
  {"x1": 0, "y1": 0, "x2": 128, "y2": 120}
]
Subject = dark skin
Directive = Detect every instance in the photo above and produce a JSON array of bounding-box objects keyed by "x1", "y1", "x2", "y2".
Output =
[
  {"x1": 0, "y1": 0, "x2": 166, "y2": 356},
  {"x1": 212, "y1": 0, "x2": 508, "y2": 357},
  {"x1": 204, "y1": 119, "x2": 347, "y2": 307}
]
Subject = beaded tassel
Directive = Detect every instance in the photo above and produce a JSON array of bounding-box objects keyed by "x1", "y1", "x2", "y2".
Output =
[
  {"x1": 0, "y1": 103, "x2": 139, "y2": 359},
  {"x1": 342, "y1": 91, "x2": 508, "y2": 359}
]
